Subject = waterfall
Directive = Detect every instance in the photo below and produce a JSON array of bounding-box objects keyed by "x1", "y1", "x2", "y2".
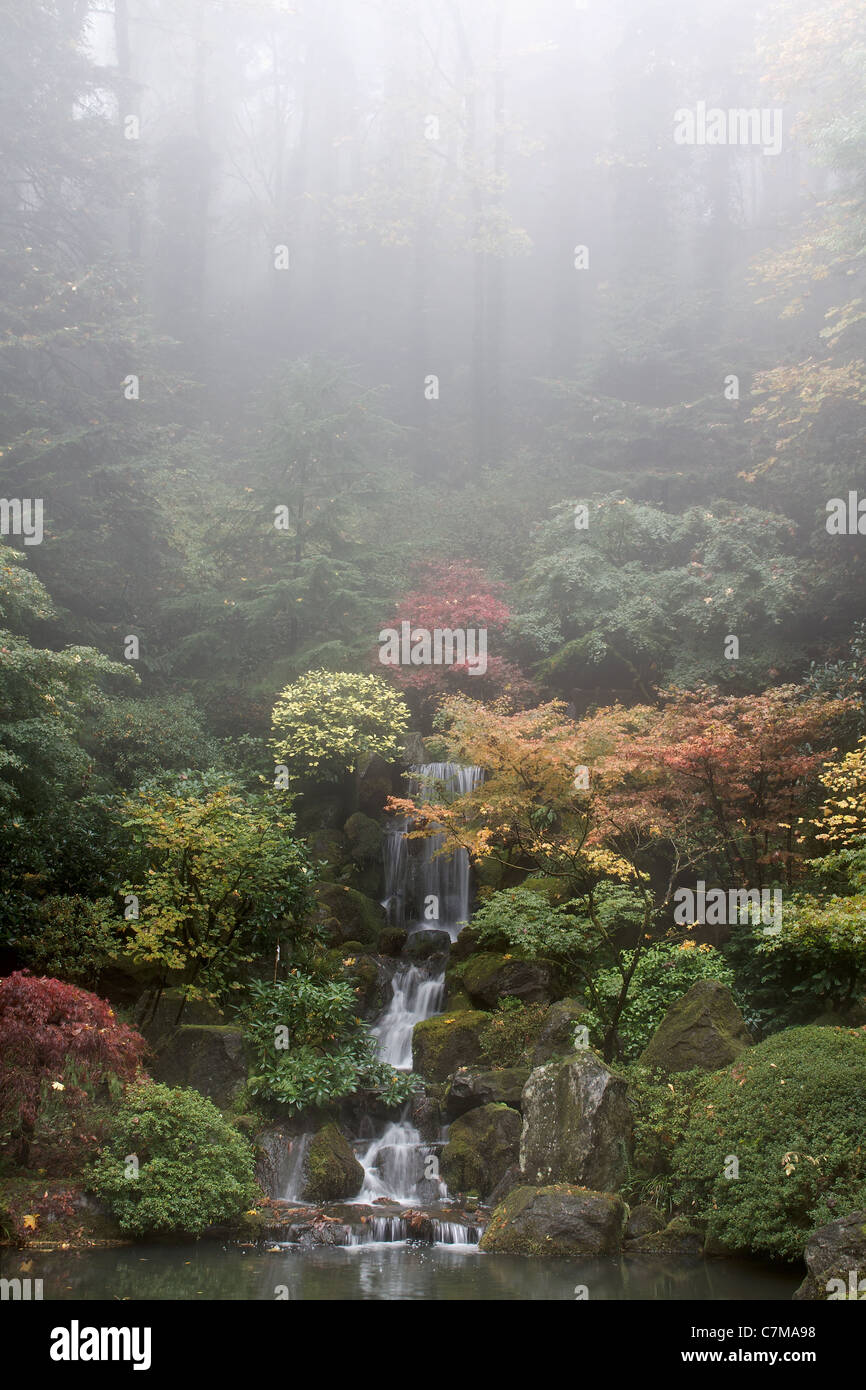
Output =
[
  {"x1": 381, "y1": 762, "x2": 484, "y2": 938},
  {"x1": 353, "y1": 1112, "x2": 446, "y2": 1204},
  {"x1": 372, "y1": 963, "x2": 445, "y2": 1069},
  {"x1": 281, "y1": 1133, "x2": 313, "y2": 1202},
  {"x1": 355, "y1": 762, "x2": 484, "y2": 1208}
]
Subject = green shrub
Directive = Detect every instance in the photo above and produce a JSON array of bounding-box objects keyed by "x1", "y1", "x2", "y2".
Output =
[
  {"x1": 12, "y1": 895, "x2": 123, "y2": 987},
  {"x1": 88, "y1": 1082, "x2": 258, "y2": 1236},
  {"x1": 671, "y1": 1026, "x2": 866, "y2": 1259},
  {"x1": 470, "y1": 887, "x2": 591, "y2": 965},
  {"x1": 480, "y1": 996, "x2": 547, "y2": 1068},
  {"x1": 271, "y1": 670, "x2": 410, "y2": 781},
  {"x1": 240, "y1": 974, "x2": 418, "y2": 1111},
  {"x1": 582, "y1": 941, "x2": 735, "y2": 1060},
  {"x1": 724, "y1": 865, "x2": 866, "y2": 1036}
]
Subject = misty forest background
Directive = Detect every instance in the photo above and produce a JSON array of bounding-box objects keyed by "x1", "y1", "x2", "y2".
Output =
[{"x1": 3, "y1": 0, "x2": 866, "y2": 1256}]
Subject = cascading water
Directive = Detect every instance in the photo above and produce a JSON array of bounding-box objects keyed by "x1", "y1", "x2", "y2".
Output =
[
  {"x1": 355, "y1": 762, "x2": 484, "y2": 1209},
  {"x1": 371, "y1": 965, "x2": 444, "y2": 1070}
]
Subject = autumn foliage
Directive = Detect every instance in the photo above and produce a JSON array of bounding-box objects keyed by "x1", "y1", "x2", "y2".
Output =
[
  {"x1": 378, "y1": 560, "x2": 535, "y2": 707},
  {"x1": 388, "y1": 685, "x2": 850, "y2": 898},
  {"x1": 0, "y1": 972, "x2": 147, "y2": 1167}
]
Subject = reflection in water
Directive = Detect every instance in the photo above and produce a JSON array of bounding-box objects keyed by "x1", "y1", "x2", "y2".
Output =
[{"x1": 0, "y1": 1244, "x2": 800, "y2": 1302}]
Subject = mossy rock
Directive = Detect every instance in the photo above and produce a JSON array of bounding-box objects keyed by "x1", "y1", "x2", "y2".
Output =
[
  {"x1": 625, "y1": 1215, "x2": 703, "y2": 1255},
  {"x1": 412, "y1": 1010, "x2": 491, "y2": 1081},
  {"x1": 134, "y1": 988, "x2": 227, "y2": 1038},
  {"x1": 149, "y1": 1025, "x2": 248, "y2": 1108},
  {"x1": 444, "y1": 988, "x2": 473, "y2": 1013},
  {"x1": 444, "y1": 1066, "x2": 530, "y2": 1119},
  {"x1": 301, "y1": 1122, "x2": 364, "y2": 1203},
  {"x1": 406, "y1": 928, "x2": 451, "y2": 960},
  {"x1": 307, "y1": 829, "x2": 350, "y2": 881},
  {"x1": 639, "y1": 979, "x2": 752, "y2": 1073},
  {"x1": 343, "y1": 812, "x2": 383, "y2": 863},
  {"x1": 531, "y1": 997, "x2": 587, "y2": 1066},
  {"x1": 450, "y1": 925, "x2": 485, "y2": 961},
  {"x1": 480, "y1": 1185, "x2": 628, "y2": 1258},
  {"x1": 314, "y1": 883, "x2": 386, "y2": 948},
  {"x1": 794, "y1": 1212, "x2": 866, "y2": 1300},
  {"x1": 521, "y1": 1051, "x2": 633, "y2": 1192},
  {"x1": 462, "y1": 952, "x2": 565, "y2": 1008},
  {"x1": 441, "y1": 1103, "x2": 521, "y2": 1201}
]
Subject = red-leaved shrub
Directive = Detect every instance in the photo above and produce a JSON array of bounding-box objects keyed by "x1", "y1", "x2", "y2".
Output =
[{"x1": 0, "y1": 971, "x2": 147, "y2": 1168}]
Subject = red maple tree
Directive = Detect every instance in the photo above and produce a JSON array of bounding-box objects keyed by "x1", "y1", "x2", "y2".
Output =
[{"x1": 0, "y1": 972, "x2": 147, "y2": 1167}]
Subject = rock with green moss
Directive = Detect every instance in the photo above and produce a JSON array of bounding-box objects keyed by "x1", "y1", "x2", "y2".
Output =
[
  {"x1": 406, "y1": 929, "x2": 451, "y2": 960},
  {"x1": 412, "y1": 1010, "x2": 491, "y2": 1081},
  {"x1": 794, "y1": 1212, "x2": 866, "y2": 1300},
  {"x1": 151, "y1": 1025, "x2": 248, "y2": 1108},
  {"x1": 624, "y1": 1203, "x2": 667, "y2": 1240},
  {"x1": 314, "y1": 883, "x2": 386, "y2": 948},
  {"x1": 441, "y1": 1103, "x2": 522, "y2": 1200},
  {"x1": 625, "y1": 1215, "x2": 703, "y2": 1255},
  {"x1": 343, "y1": 812, "x2": 383, "y2": 863},
  {"x1": 521, "y1": 1052, "x2": 633, "y2": 1191},
  {"x1": 462, "y1": 952, "x2": 565, "y2": 1008},
  {"x1": 301, "y1": 1123, "x2": 364, "y2": 1203},
  {"x1": 531, "y1": 998, "x2": 587, "y2": 1066},
  {"x1": 444, "y1": 1066, "x2": 530, "y2": 1120},
  {"x1": 639, "y1": 979, "x2": 752, "y2": 1073},
  {"x1": 480, "y1": 1185, "x2": 627, "y2": 1258}
]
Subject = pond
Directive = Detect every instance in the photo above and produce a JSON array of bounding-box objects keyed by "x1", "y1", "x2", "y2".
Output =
[{"x1": 2, "y1": 1244, "x2": 801, "y2": 1302}]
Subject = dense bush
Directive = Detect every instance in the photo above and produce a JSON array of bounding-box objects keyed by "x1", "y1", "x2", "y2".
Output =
[
  {"x1": 121, "y1": 772, "x2": 313, "y2": 1013},
  {"x1": 582, "y1": 941, "x2": 736, "y2": 1060},
  {"x1": 271, "y1": 670, "x2": 409, "y2": 781},
  {"x1": 671, "y1": 1027, "x2": 866, "y2": 1259},
  {"x1": 88, "y1": 1082, "x2": 258, "y2": 1236},
  {"x1": 11, "y1": 895, "x2": 123, "y2": 988},
  {"x1": 0, "y1": 972, "x2": 146, "y2": 1168},
  {"x1": 470, "y1": 887, "x2": 591, "y2": 965},
  {"x1": 241, "y1": 974, "x2": 418, "y2": 1111}
]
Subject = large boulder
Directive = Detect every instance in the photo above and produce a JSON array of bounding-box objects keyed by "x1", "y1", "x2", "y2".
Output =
[
  {"x1": 406, "y1": 929, "x2": 452, "y2": 961},
  {"x1": 314, "y1": 883, "x2": 386, "y2": 948},
  {"x1": 461, "y1": 952, "x2": 564, "y2": 1008},
  {"x1": 150, "y1": 1025, "x2": 247, "y2": 1108},
  {"x1": 441, "y1": 1103, "x2": 522, "y2": 1201},
  {"x1": 480, "y1": 1185, "x2": 627, "y2": 1258},
  {"x1": 531, "y1": 998, "x2": 587, "y2": 1066},
  {"x1": 343, "y1": 812, "x2": 383, "y2": 863},
  {"x1": 412, "y1": 1010, "x2": 490, "y2": 1081},
  {"x1": 793, "y1": 1212, "x2": 866, "y2": 1300},
  {"x1": 301, "y1": 1123, "x2": 365, "y2": 1203},
  {"x1": 520, "y1": 1052, "x2": 633, "y2": 1191},
  {"x1": 135, "y1": 988, "x2": 226, "y2": 1038},
  {"x1": 444, "y1": 1066, "x2": 530, "y2": 1120},
  {"x1": 625, "y1": 1216, "x2": 703, "y2": 1255},
  {"x1": 639, "y1": 979, "x2": 752, "y2": 1074},
  {"x1": 624, "y1": 1203, "x2": 667, "y2": 1241},
  {"x1": 356, "y1": 752, "x2": 393, "y2": 817}
]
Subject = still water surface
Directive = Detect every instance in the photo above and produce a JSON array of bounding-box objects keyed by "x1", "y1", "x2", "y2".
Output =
[{"x1": 2, "y1": 1244, "x2": 801, "y2": 1301}]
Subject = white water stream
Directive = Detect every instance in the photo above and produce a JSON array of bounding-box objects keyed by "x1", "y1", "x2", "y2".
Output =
[{"x1": 284, "y1": 763, "x2": 484, "y2": 1225}]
